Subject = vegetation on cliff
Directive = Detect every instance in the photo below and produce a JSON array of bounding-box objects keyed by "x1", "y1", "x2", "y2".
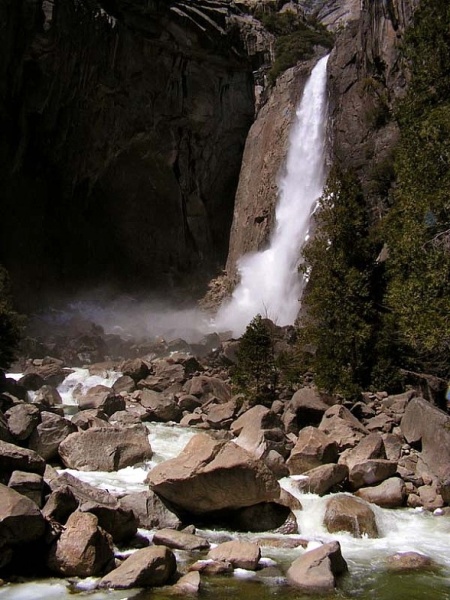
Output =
[{"x1": 298, "y1": 0, "x2": 450, "y2": 397}]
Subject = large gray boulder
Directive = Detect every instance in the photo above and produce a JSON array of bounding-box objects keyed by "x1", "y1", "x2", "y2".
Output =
[
  {"x1": 287, "y1": 426, "x2": 338, "y2": 475},
  {"x1": 47, "y1": 511, "x2": 114, "y2": 577},
  {"x1": 287, "y1": 541, "x2": 347, "y2": 592},
  {"x1": 324, "y1": 494, "x2": 378, "y2": 538},
  {"x1": 100, "y1": 546, "x2": 177, "y2": 589},
  {"x1": 58, "y1": 425, "x2": 152, "y2": 471},
  {"x1": 147, "y1": 434, "x2": 280, "y2": 516}
]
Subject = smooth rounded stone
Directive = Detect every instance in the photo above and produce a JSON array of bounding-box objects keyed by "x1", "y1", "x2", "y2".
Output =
[
  {"x1": 33, "y1": 385, "x2": 63, "y2": 407},
  {"x1": 386, "y1": 551, "x2": 433, "y2": 571},
  {"x1": 58, "y1": 425, "x2": 152, "y2": 471},
  {"x1": 7, "y1": 470, "x2": 44, "y2": 507},
  {"x1": 0, "y1": 440, "x2": 46, "y2": 475},
  {"x1": 324, "y1": 494, "x2": 379, "y2": 538},
  {"x1": 78, "y1": 385, "x2": 125, "y2": 416},
  {"x1": 112, "y1": 375, "x2": 136, "y2": 394},
  {"x1": 319, "y1": 405, "x2": 369, "y2": 450},
  {"x1": 287, "y1": 426, "x2": 338, "y2": 475},
  {"x1": 349, "y1": 459, "x2": 398, "y2": 490},
  {"x1": 47, "y1": 511, "x2": 115, "y2": 577},
  {"x1": 207, "y1": 540, "x2": 261, "y2": 570},
  {"x1": 203, "y1": 399, "x2": 239, "y2": 429},
  {"x1": 258, "y1": 537, "x2": 309, "y2": 549},
  {"x1": 147, "y1": 434, "x2": 280, "y2": 516},
  {"x1": 172, "y1": 571, "x2": 201, "y2": 594},
  {"x1": 189, "y1": 559, "x2": 233, "y2": 575},
  {"x1": 282, "y1": 386, "x2": 331, "y2": 433},
  {"x1": 42, "y1": 486, "x2": 79, "y2": 523},
  {"x1": 4, "y1": 404, "x2": 40, "y2": 441},
  {"x1": 18, "y1": 373, "x2": 45, "y2": 391},
  {"x1": 71, "y1": 409, "x2": 111, "y2": 430},
  {"x1": 152, "y1": 528, "x2": 210, "y2": 551},
  {"x1": 183, "y1": 375, "x2": 231, "y2": 404},
  {"x1": 293, "y1": 463, "x2": 349, "y2": 496},
  {"x1": 49, "y1": 472, "x2": 138, "y2": 542},
  {"x1": 0, "y1": 483, "x2": 46, "y2": 544},
  {"x1": 100, "y1": 546, "x2": 177, "y2": 589},
  {"x1": 135, "y1": 389, "x2": 181, "y2": 422},
  {"x1": 355, "y1": 477, "x2": 406, "y2": 508},
  {"x1": 119, "y1": 359, "x2": 150, "y2": 382},
  {"x1": 28, "y1": 411, "x2": 77, "y2": 461},
  {"x1": 339, "y1": 433, "x2": 386, "y2": 470},
  {"x1": 287, "y1": 541, "x2": 348, "y2": 592}
]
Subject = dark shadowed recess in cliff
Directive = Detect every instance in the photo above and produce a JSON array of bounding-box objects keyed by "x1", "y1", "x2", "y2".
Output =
[{"x1": 0, "y1": 0, "x2": 255, "y2": 310}]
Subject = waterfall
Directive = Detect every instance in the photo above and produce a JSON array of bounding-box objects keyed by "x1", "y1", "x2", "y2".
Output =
[{"x1": 216, "y1": 54, "x2": 330, "y2": 336}]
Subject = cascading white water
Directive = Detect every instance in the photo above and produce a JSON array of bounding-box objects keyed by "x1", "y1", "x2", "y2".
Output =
[{"x1": 216, "y1": 54, "x2": 330, "y2": 336}]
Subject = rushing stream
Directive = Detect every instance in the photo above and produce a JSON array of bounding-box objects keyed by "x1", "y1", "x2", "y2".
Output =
[{"x1": 3, "y1": 370, "x2": 450, "y2": 600}]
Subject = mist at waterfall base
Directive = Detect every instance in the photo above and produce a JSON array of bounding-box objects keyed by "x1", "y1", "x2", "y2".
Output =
[{"x1": 216, "y1": 54, "x2": 330, "y2": 338}]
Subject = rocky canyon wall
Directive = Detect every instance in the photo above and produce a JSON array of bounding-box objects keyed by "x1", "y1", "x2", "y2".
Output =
[
  {"x1": 224, "y1": 0, "x2": 419, "y2": 282},
  {"x1": 0, "y1": 0, "x2": 255, "y2": 305}
]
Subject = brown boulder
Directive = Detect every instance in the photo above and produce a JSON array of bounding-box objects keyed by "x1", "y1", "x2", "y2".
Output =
[
  {"x1": 136, "y1": 390, "x2": 181, "y2": 422},
  {"x1": 287, "y1": 541, "x2": 347, "y2": 592},
  {"x1": 324, "y1": 494, "x2": 378, "y2": 538},
  {"x1": 33, "y1": 385, "x2": 63, "y2": 408},
  {"x1": 386, "y1": 551, "x2": 433, "y2": 571},
  {"x1": 172, "y1": 571, "x2": 201, "y2": 594},
  {"x1": 0, "y1": 483, "x2": 46, "y2": 545},
  {"x1": 319, "y1": 405, "x2": 369, "y2": 450},
  {"x1": 100, "y1": 546, "x2": 177, "y2": 589},
  {"x1": 203, "y1": 399, "x2": 239, "y2": 429},
  {"x1": 48, "y1": 472, "x2": 137, "y2": 542},
  {"x1": 355, "y1": 477, "x2": 406, "y2": 508},
  {"x1": 71, "y1": 409, "x2": 110, "y2": 430},
  {"x1": 147, "y1": 434, "x2": 280, "y2": 516},
  {"x1": 152, "y1": 529, "x2": 210, "y2": 551},
  {"x1": 119, "y1": 359, "x2": 150, "y2": 381},
  {"x1": 4, "y1": 404, "x2": 40, "y2": 441},
  {"x1": 207, "y1": 540, "x2": 261, "y2": 570},
  {"x1": 293, "y1": 463, "x2": 349, "y2": 496},
  {"x1": 282, "y1": 387, "x2": 331, "y2": 434},
  {"x1": 8, "y1": 471, "x2": 44, "y2": 507},
  {"x1": 78, "y1": 385, "x2": 125, "y2": 416},
  {"x1": 339, "y1": 433, "x2": 386, "y2": 470},
  {"x1": 58, "y1": 425, "x2": 152, "y2": 471},
  {"x1": 23, "y1": 363, "x2": 66, "y2": 387},
  {"x1": 47, "y1": 511, "x2": 114, "y2": 577},
  {"x1": 287, "y1": 426, "x2": 338, "y2": 475},
  {"x1": 183, "y1": 376, "x2": 231, "y2": 404},
  {"x1": 29, "y1": 411, "x2": 77, "y2": 461},
  {"x1": 349, "y1": 459, "x2": 398, "y2": 490},
  {"x1": 0, "y1": 440, "x2": 46, "y2": 476}
]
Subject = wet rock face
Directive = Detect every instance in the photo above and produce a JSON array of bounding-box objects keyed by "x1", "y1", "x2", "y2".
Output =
[{"x1": 0, "y1": 0, "x2": 254, "y2": 301}]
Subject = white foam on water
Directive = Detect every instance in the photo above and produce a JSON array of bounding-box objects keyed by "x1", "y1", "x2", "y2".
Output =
[{"x1": 56, "y1": 367, "x2": 122, "y2": 406}]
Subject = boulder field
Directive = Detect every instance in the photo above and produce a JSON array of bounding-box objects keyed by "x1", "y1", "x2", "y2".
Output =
[{"x1": 0, "y1": 328, "x2": 448, "y2": 591}]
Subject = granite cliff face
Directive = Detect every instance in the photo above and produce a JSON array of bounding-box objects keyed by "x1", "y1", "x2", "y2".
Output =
[
  {"x1": 0, "y1": 0, "x2": 255, "y2": 303},
  {"x1": 224, "y1": 0, "x2": 418, "y2": 283}
]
